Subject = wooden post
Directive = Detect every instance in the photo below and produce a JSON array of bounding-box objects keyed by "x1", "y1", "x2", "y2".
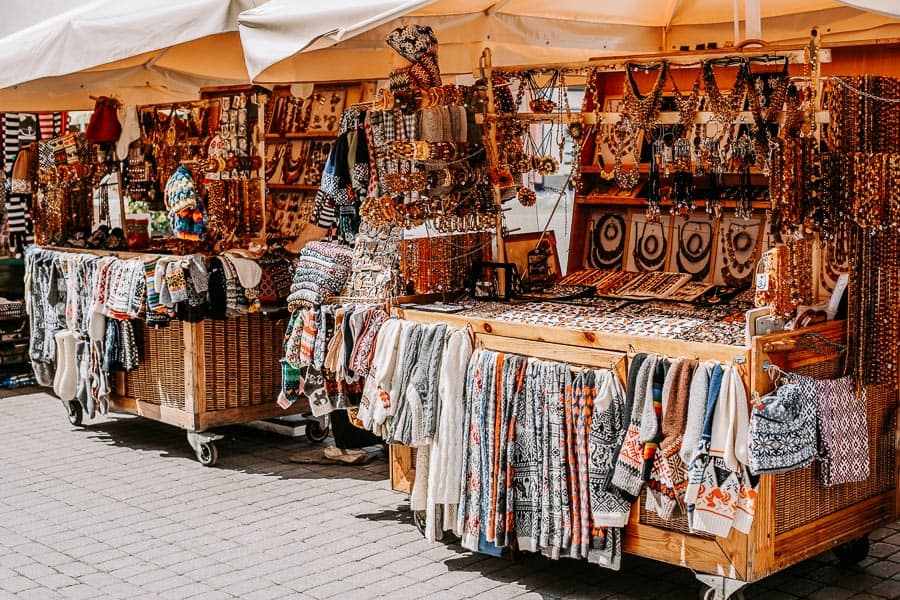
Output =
[{"x1": 481, "y1": 48, "x2": 506, "y2": 262}]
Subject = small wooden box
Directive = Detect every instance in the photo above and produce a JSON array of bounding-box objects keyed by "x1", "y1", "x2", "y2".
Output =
[{"x1": 389, "y1": 444, "x2": 416, "y2": 494}]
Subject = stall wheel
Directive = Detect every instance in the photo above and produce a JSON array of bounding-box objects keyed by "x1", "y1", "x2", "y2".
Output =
[
  {"x1": 65, "y1": 400, "x2": 83, "y2": 427},
  {"x1": 834, "y1": 535, "x2": 870, "y2": 565},
  {"x1": 195, "y1": 441, "x2": 218, "y2": 467},
  {"x1": 305, "y1": 419, "x2": 330, "y2": 443},
  {"x1": 701, "y1": 588, "x2": 745, "y2": 600}
]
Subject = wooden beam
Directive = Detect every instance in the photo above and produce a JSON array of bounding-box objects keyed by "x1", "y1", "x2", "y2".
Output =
[
  {"x1": 198, "y1": 398, "x2": 308, "y2": 430},
  {"x1": 772, "y1": 492, "x2": 895, "y2": 573},
  {"x1": 108, "y1": 395, "x2": 194, "y2": 431},
  {"x1": 397, "y1": 308, "x2": 749, "y2": 364}
]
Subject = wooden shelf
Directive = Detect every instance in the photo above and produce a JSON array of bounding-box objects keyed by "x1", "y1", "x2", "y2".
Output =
[
  {"x1": 266, "y1": 183, "x2": 318, "y2": 191},
  {"x1": 575, "y1": 194, "x2": 769, "y2": 210},
  {"x1": 265, "y1": 132, "x2": 336, "y2": 140},
  {"x1": 478, "y1": 110, "x2": 831, "y2": 125}
]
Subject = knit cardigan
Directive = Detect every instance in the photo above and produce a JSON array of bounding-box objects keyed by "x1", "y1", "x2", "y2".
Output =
[{"x1": 424, "y1": 329, "x2": 473, "y2": 542}]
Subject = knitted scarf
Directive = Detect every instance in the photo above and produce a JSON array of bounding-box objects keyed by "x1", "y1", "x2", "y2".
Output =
[
  {"x1": 588, "y1": 369, "x2": 631, "y2": 527},
  {"x1": 424, "y1": 328, "x2": 473, "y2": 542}
]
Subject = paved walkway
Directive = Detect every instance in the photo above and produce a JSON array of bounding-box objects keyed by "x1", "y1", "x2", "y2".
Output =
[{"x1": 1, "y1": 392, "x2": 899, "y2": 600}]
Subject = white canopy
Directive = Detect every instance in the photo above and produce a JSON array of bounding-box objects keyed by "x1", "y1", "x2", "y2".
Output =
[
  {"x1": 0, "y1": 0, "x2": 264, "y2": 111},
  {"x1": 240, "y1": 0, "x2": 900, "y2": 83},
  {"x1": 0, "y1": 0, "x2": 898, "y2": 111}
]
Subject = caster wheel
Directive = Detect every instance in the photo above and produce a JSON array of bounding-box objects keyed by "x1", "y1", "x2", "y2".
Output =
[
  {"x1": 305, "y1": 419, "x2": 330, "y2": 443},
  {"x1": 195, "y1": 441, "x2": 218, "y2": 467},
  {"x1": 65, "y1": 401, "x2": 83, "y2": 427},
  {"x1": 834, "y1": 536, "x2": 870, "y2": 565},
  {"x1": 701, "y1": 588, "x2": 745, "y2": 600}
]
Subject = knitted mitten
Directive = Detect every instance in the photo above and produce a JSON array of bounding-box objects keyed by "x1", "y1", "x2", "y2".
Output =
[{"x1": 165, "y1": 262, "x2": 188, "y2": 303}]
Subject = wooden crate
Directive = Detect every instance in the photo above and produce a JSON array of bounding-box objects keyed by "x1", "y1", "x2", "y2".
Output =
[{"x1": 389, "y1": 444, "x2": 416, "y2": 494}]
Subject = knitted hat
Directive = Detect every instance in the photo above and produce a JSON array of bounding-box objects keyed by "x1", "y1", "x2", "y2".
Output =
[
  {"x1": 164, "y1": 166, "x2": 206, "y2": 241},
  {"x1": 165, "y1": 165, "x2": 199, "y2": 214},
  {"x1": 386, "y1": 25, "x2": 437, "y2": 63}
]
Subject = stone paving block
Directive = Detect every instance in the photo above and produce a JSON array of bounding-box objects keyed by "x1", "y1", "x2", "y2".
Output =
[
  {"x1": 869, "y1": 542, "x2": 900, "y2": 559},
  {"x1": 870, "y1": 578, "x2": 900, "y2": 598},
  {"x1": 0, "y1": 574, "x2": 37, "y2": 594},
  {"x1": 13, "y1": 561, "x2": 57, "y2": 580},
  {"x1": 58, "y1": 583, "x2": 104, "y2": 599},
  {"x1": 813, "y1": 586, "x2": 858, "y2": 600},
  {"x1": 33, "y1": 572, "x2": 78, "y2": 589},
  {"x1": 54, "y1": 562, "x2": 99, "y2": 578}
]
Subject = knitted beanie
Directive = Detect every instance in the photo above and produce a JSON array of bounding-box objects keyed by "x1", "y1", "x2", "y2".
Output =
[
  {"x1": 386, "y1": 24, "x2": 437, "y2": 63},
  {"x1": 164, "y1": 166, "x2": 206, "y2": 241}
]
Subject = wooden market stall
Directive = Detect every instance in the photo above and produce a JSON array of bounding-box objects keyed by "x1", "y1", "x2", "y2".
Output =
[
  {"x1": 27, "y1": 80, "x2": 376, "y2": 464},
  {"x1": 381, "y1": 38, "x2": 900, "y2": 599}
]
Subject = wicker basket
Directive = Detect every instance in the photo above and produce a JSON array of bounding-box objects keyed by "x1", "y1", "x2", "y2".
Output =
[{"x1": 124, "y1": 312, "x2": 289, "y2": 414}]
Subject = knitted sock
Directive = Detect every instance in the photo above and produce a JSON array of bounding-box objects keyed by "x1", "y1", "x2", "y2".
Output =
[
  {"x1": 733, "y1": 468, "x2": 759, "y2": 534},
  {"x1": 53, "y1": 330, "x2": 78, "y2": 401},
  {"x1": 280, "y1": 359, "x2": 302, "y2": 405},
  {"x1": 165, "y1": 262, "x2": 188, "y2": 303},
  {"x1": 612, "y1": 356, "x2": 656, "y2": 499},
  {"x1": 690, "y1": 456, "x2": 739, "y2": 537}
]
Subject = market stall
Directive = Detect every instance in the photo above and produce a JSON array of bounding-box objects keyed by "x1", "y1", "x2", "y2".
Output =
[
  {"x1": 291, "y1": 34, "x2": 898, "y2": 599},
  {"x1": 23, "y1": 82, "x2": 376, "y2": 464}
]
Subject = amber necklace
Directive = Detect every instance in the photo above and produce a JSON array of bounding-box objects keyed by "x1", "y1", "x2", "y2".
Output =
[{"x1": 622, "y1": 61, "x2": 669, "y2": 133}]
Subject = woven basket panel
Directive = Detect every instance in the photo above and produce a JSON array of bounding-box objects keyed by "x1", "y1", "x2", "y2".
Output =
[
  {"x1": 124, "y1": 322, "x2": 186, "y2": 410},
  {"x1": 774, "y1": 380, "x2": 895, "y2": 535},
  {"x1": 203, "y1": 313, "x2": 287, "y2": 412},
  {"x1": 638, "y1": 492, "x2": 715, "y2": 538}
]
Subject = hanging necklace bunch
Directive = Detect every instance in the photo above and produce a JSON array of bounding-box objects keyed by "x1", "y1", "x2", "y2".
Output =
[
  {"x1": 524, "y1": 69, "x2": 559, "y2": 114},
  {"x1": 670, "y1": 131, "x2": 695, "y2": 218},
  {"x1": 622, "y1": 62, "x2": 669, "y2": 133},
  {"x1": 703, "y1": 59, "x2": 750, "y2": 149}
]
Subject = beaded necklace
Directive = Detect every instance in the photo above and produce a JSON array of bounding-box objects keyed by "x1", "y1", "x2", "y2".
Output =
[{"x1": 622, "y1": 62, "x2": 669, "y2": 133}]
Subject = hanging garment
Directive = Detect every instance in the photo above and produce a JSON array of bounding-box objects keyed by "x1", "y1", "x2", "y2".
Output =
[
  {"x1": 816, "y1": 376, "x2": 870, "y2": 486},
  {"x1": 611, "y1": 354, "x2": 658, "y2": 499},
  {"x1": 588, "y1": 368, "x2": 631, "y2": 527},
  {"x1": 425, "y1": 329, "x2": 473, "y2": 542},
  {"x1": 748, "y1": 375, "x2": 817, "y2": 475}
]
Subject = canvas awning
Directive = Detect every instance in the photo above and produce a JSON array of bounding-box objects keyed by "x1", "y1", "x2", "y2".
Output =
[
  {"x1": 0, "y1": 0, "x2": 898, "y2": 111},
  {"x1": 0, "y1": 0, "x2": 264, "y2": 111},
  {"x1": 240, "y1": 0, "x2": 900, "y2": 83}
]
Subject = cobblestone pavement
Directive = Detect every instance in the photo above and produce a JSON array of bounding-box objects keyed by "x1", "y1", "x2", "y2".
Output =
[{"x1": 2, "y1": 392, "x2": 899, "y2": 600}]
